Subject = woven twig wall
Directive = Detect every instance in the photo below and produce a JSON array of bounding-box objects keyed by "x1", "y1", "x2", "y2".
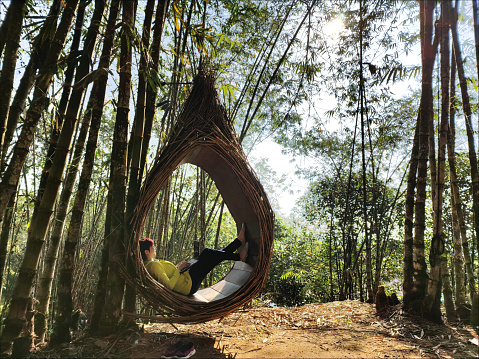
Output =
[{"x1": 119, "y1": 73, "x2": 274, "y2": 323}]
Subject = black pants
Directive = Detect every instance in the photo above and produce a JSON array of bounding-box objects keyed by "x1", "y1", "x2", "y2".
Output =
[{"x1": 188, "y1": 238, "x2": 242, "y2": 295}]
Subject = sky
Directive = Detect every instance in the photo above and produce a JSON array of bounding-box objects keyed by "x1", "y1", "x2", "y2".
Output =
[{"x1": 249, "y1": 139, "x2": 312, "y2": 218}]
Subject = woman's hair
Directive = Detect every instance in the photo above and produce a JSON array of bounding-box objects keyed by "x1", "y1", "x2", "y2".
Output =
[{"x1": 139, "y1": 238, "x2": 154, "y2": 260}]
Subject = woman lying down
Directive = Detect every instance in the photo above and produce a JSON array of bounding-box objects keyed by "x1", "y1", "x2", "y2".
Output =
[{"x1": 139, "y1": 224, "x2": 249, "y2": 296}]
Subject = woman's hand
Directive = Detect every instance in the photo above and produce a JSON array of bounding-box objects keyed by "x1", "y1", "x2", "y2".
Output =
[{"x1": 176, "y1": 261, "x2": 188, "y2": 271}]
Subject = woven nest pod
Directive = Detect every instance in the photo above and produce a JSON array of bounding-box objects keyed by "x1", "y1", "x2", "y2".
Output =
[{"x1": 121, "y1": 72, "x2": 274, "y2": 323}]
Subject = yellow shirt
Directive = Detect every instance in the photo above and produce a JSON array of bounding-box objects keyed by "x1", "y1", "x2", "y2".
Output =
[{"x1": 144, "y1": 259, "x2": 192, "y2": 295}]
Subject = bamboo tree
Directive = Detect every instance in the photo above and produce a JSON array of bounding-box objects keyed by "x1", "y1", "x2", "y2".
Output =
[
  {"x1": 0, "y1": 0, "x2": 27, "y2": 163},
  {"x1": 450, "y1": 3, "x2": 479, "y2": 246},
  {"x1": 448, "y1": 48, "x2": 466, "y2": 308},
  {"x1": 138, "y1": 0, "x2": 170, "y2": 182},
  {"x1": 409, "y1": 0, "x2": 437, "y2": 313},
  {"x1": 449, "y1": 156, "x2": 477, "y2": 301},
  {"x1": 34, "y1": 0, "x2": 105, "y2": 341},
  {"x1": 7, "y1": 0, "x2": 101, "y2": 344},
  {"x1": 328, "y1": 191, "x2": 335, "y2": 300},
  {"x1": 159, "y1": 181, "x2": 172, "y2": 259},
  {"x1": 23, "y1": 0, "x2": 102, "y2": 334},
  {"x1": 0, "y1": 0, "x2": 81, "y2": 353},
  {"x1": 0, "y1": 0, "x2": 78, "y2": 226},
  {"x1": 98, "y1": 0, "x2": 137, "y2": 334},
  {"x1": 342, "y1": 130, "x2": 358, "y2": 300},
  {"x1": 50, "y1": 0, "x2": 115, "y2": 341},
  {"x1": 473, "y1": 0, "x2": 479, "y2": 80},
  {"x1": 138, "y1": 0, "x2": 174, "y2": 264},
  {"x1": 0, "y1": 1, "x2": 12, "y2": 56},
  {"x1": 1, "y1": 0, "x2": 62, "y2": 169},
  {"x1": 1, "y1": 60, "x2": 35, "y2": 169},
  {"x1": 0, "y1": 186, "x2": 18, "y2": 303},
  {"x1": 208, "y1": 201, "x2": 224, "y2": 286},
  {"x1": 34, "y1": 99, "x2": 93, "y2": 341},
  {"x1": 88, "y1": 0, "x2": 121, "y2": 334},
  {"x1": 441, "y1": 252, "x2": 456, "y2": 320},
  {"x1": 126, "y1": 0, "x2": 155, "y2": 176},
  {"x1": 425, "y1": 1, "x2": 451, "y2": 322},
  {"x1": 358, "y1": 0, "x2": 373, "y2": 302},
  {"x1": 160, "y1": 0, "x2": 191, "y2": 143},
  {"x1": 450, "y1": 189, "x2": 466, "y2": 307},
  {"x1": 124, "y1": 0, "x2": 156, "y2": 317},
  {"x1": 447, "y1": 58, "x2": 477, "y2": 301},
  {"x1": 239, "y1": 1, "x2": 314, "y2": 142},
  {"x1": 70, "y1": 195, "x2": 107, "y2": 313},
  {"x1": 449, "y1": 4, "x2": 478, "y2": 300},
  {"x1": 198, "y1": 168, "x2": 206, "y2": 254},
  {"x1": 25, "y1": 1, "x2": 87, "y2": 241}
]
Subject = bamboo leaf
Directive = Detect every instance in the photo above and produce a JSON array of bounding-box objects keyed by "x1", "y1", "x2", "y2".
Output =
[
  {"x1": 469, "y1": 77, "x2": 477, "y2": 92},
  {"x1": 174, "y1": 14, "x2": 180, "y2": 33},
  {"x1": 217, "y1": 33, "x2": 225, "y2": 47}
]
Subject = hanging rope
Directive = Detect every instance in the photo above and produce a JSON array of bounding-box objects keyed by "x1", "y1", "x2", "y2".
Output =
[{"x1": 118, "y1": 71, "x2": 275, "y2": 323}]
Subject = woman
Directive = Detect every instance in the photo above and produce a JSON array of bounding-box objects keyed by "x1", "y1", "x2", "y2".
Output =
[{"x1": 140, "y1": 224, "x2": 248, "y2": 295}]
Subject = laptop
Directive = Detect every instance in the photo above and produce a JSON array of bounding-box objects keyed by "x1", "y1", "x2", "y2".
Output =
[{"x1": 180, "y1": 258, "x2": 199, "y2": 273}]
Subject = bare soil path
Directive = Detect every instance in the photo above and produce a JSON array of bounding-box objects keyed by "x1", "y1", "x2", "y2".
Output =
[{"x1": 31, "y1": 300, "x2": 478, "y2": 358}]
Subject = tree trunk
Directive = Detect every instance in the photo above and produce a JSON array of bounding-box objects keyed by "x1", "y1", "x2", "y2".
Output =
[
  {"x1": 0, "y1": 188, "x2": 18, "y2": 303},
  {"x1": 19, "y1": 0, "x2": 100, "y2": 343},
  {"x1": 403, "y1": 123, "x2": 419, "y2": 308},
  {"x1": 448, "y1": 42, "x2": 467, "y2": 309},
  {"x1": 359, "y1": 1, "x2": 373, "y2": 302},
  {"x1": 0, "y1": 0, "x2": 12, "y2": 56},
  {"x1": 124, "y1": 0, "x2": 156, "y2": 318},
  {"x1": 472, "y1": 0, "x2": 479, "y2": 80},
  {"x1": 29, "y1": 0, "x2": 103, "y2": 340},
  {"x1": 451, "y1": 191, "x2": 466, "y2": 305},
  {"x1": 0, "y1": 0, "x2": 27, "y2": 163},
  {"x1": 451, "y1": 3, "x2": 479, "y2": 247},
  {"x1": 34, "y1": 101, "x2": 93, "y2": 341},
  {"x1": 50, "y1": 38, "x2": 109, "y2": 348},
  {"x1": 159, "y1": 181, "x2": 171, "y2": 259},
  {"x1": 0, "y1": 0, "x2": 81, "y2": 353},
  {"x1": 34, "y1": 0, "x2": 106, "y2": 341},
  {"x1": 71, "y1": 194, "x2": 107, "y2": 312},
  {"x1": 27, "y1": 0, "x2": 87, "y2": 240},
  {"x1": 425, "y1": 1, "x2": 451, "y2": 323},
  {"x1": 442, "y1": 249, "x2": 457, "y2": 320},
  {"x1": 1, "y1": 0, "x2": 62, "y2": 170},
  {"x1": 328, "y1": 194, "x2": 335, "y2": 301},
  {"x1": 98, "y1": 0, "x2": 137, "y2": 335},
  {"x1": 410, "y1": 0, "x2": 437, "y2": 313},
  {"x1": 209, "y1": 201, "x2": 224, "y2": 286},
  {"x1": 199, "y1": 169, "x2": 206, "y2": 254},
  {"x1": 74, "y1": 0, "x2": 121, "y2": 337},
  {"x1": 90, "y1": 194, "x2": 112, "y2": 332},
  {"x1": 449, "y1": 157, "x2": 477, "y2": 301},
  {"x1": 0, "y1": 0, "x2": 79, "y2": 239},
  {"x1": 139, "y1": 0, "x2": 171, "y2": 182}
]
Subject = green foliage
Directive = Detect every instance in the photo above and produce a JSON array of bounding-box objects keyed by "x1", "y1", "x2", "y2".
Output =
[
  {"x1": 262, "y1": 218, "x2": 333, "y2": 306},
  {"x1": 261, "y1": 159, "x2": 406, "y2": 306}
]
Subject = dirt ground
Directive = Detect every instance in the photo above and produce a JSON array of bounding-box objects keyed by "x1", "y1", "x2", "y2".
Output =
[{"x1": 31, "y1": 300, "x2": 478, "y2": 358}]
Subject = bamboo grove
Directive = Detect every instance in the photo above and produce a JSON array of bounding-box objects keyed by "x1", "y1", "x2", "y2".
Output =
[{"x1": 0, "y1": 0, "x2": 478, "y2": 354}]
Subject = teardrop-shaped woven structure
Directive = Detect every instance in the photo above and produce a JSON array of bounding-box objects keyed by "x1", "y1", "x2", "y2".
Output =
[{"x1": 122, "y1": 73, "x2": 274, "y2": 323}]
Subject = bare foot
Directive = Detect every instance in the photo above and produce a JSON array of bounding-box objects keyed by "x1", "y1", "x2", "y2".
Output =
[
  {"x1": 240, "y1": 243, "x2": 249, "y2": 262},
  {"x1": 238, "y1": 223, "x2": 246, "y2": 244}
]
